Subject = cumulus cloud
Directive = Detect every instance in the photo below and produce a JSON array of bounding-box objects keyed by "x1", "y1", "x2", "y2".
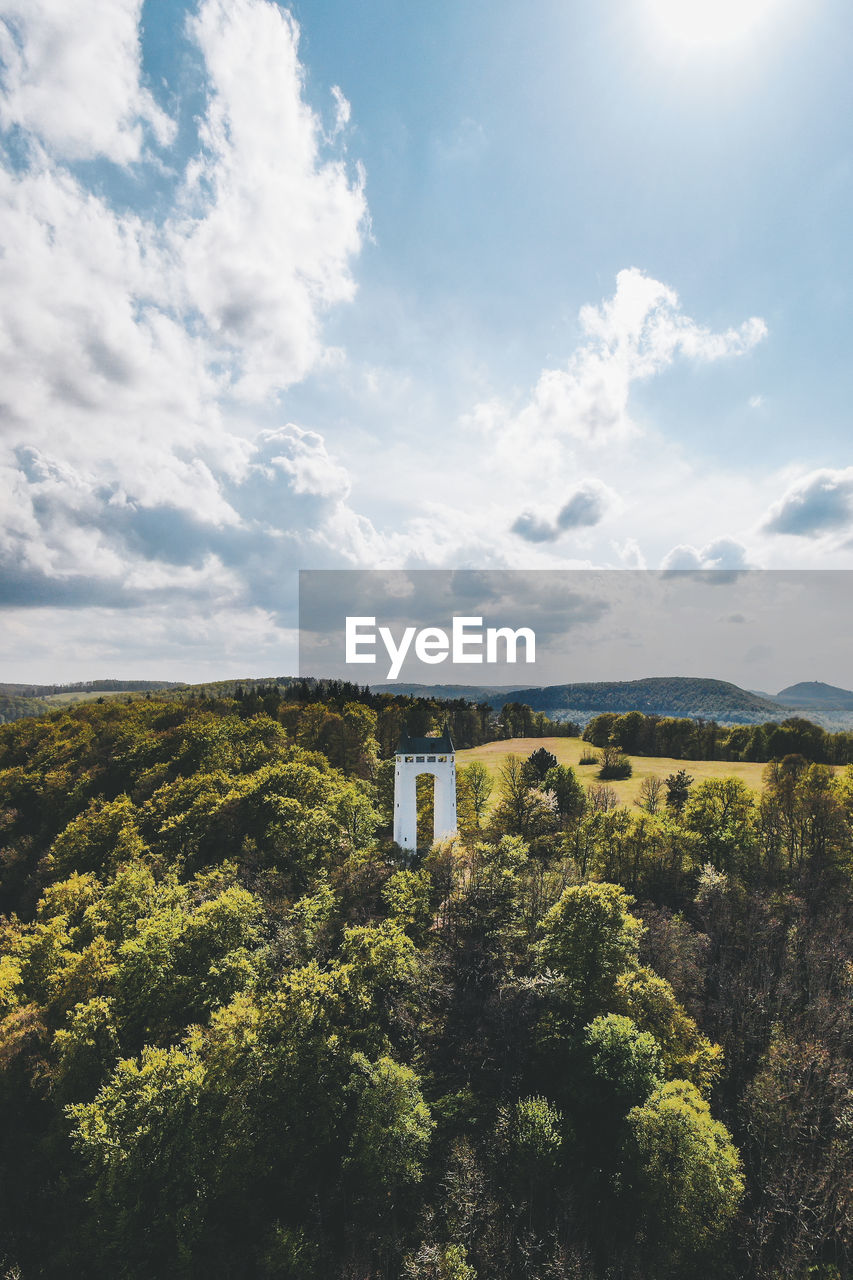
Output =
[
  {"x1": 467, "y1": 268, "x2": 766, "y2": 455},
  {"x1": 512, "y1": 479, "x2": 617, "y2": 542},
  {"x1": 178, "y1": 0, "x2": 367, "y2": 398},
  {"x1": 0, "y1": 0, "x2": 174, "y2": 162},
  {"x1": 762, "y1": 468, "x2": 853, "y2": 538},
  {"x1": 0, "y1": 423, "x2": 384, "y2": 612},
  {"x1": 0, "y1": 0, "x2": 371, "y2": 619},
  {"x1": 660, "y1": 536, "x2": 752, "y2": 572}
]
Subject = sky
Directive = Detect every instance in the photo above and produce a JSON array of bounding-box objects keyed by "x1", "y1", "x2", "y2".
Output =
[{"x1": 0, "y1": 0, "x2": 852, "y2": 683}]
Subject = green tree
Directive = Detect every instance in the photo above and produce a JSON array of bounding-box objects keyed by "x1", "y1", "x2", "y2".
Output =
[
  {"x1": 492, "y1": 754, "x2": 558, "y2": 843},
  {"x1": 612, "y1": 967, "x2": 722, "y2": 1093},
  {"x1": 537, "y1": 882, "x2": 643, "y2": 1022},
  {"x1": 624, "y1": 1080, "x2": 744, "y2": 1275},
  {"x1": 523, "y1": 747, "x2": 558, "y2": 784},
  {"x1": 345, "y1": 1052, "x2": 434, "y2": 1204},
  {"x1": 583, "y1": 1013, "x2": 661, "y2": 1112},
  {"x1": 50, "y1": 795, "x2": 147, "y2": 878},
  {"x1": 495, "y1": 1095, "x2": 565, "y2": 1227},
  {"x1": 69, "y1": 1043, "x2": 213, "y2": 1272},
  {"x1": 598, "y1": 744, "x2": 632, "y2": 781},
  {"x1": 543, "y1": 763, "x2": 586, "y2": 825},
  {"x1": 457, "y1": 761, "x2": 493, "y2": 832},
  {"x1": 683, "y1": 776, "x2": 756, "y2": 874},
  {"x1": 664, "y1": 769, "x2": 694, "y2": 814}
]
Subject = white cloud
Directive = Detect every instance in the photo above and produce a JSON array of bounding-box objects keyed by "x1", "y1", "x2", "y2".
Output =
[
  {"x1": 512, "y1": 478, "x2": 619, "y2": 542},
  {"x1": 614, "y1": 537, "x2": 646, "y2": 569},
  {"x1": 0, "y1": 0, "x2": 824, "y2": 679},
  {"x1": 177, "y1": 0, "x2": 367, "y2": 399},
  {"x1": 0, "y1": 0, "x2": 174, "y2": 163},
  {"x1": 0, "y1": 602, "x2": 293, "y2": 683},
  {"x1": 660, "y1": 536, "x2": 752, "y2": 572},
  {"x1": 330, "y1": 86, "x2": 352, "y2": 136},
  {"x1": 1, "y1": 419, "x2": 387, "y2": 611},
  {"x1": 0, "y1": 0, "x2": 372, "y2": 619},
  {"x1": 246, "y1": 425, "x2": 351, "y2": 503},
  {"x1": 0, "y1": 164, "x2": 219, "y2": 470},
  {"x1": 762, "y1": 467, "x2": 853, "y2": 538},
  {"x1": 466, "y1": 268, "x2": 766, "y2": 459}
]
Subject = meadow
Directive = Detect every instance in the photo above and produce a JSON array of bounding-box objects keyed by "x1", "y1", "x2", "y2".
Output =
[{"x1": 458, "y1": 735, "x2": 779, "y2": 805}]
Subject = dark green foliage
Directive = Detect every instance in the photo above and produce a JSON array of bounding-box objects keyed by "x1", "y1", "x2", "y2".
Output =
[
  {"x1": 542, "y1": 763, "x2": 586, "y2": 823},
  {"x1": 522, "y1": 747, "x2": 558, "y2": 784},
  {"x1": 498, "y1": 701, "x2": 578, "y2": 739},
  {"x1": 456, "y1": 761, "x2": 493, "y2": 835},
  {"x1": 665, "y1": 769, "x2": 694, "y2": 813}
]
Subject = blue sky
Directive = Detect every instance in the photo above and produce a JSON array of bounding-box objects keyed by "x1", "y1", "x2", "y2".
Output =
[{"x1": 0, "y1": 0, "x2": 851, "y2": 681}]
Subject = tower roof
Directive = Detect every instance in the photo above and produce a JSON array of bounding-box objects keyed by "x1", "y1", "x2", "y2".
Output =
[{"x1": 395, "y1": 724, "x2": 455, "y2": 755}]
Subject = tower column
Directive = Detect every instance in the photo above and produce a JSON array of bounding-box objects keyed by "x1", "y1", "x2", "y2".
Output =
[
  {"x1": 393, "y1": 759, "x2": 418, "y2": 851},
  {"x1": 433, "y1": 762, "x2": 457, "y2": 843}
]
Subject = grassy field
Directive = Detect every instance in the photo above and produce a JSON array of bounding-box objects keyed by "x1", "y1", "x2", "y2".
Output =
[{"x1": 457, "y1": 736, "x2": 774, "y2": 807}]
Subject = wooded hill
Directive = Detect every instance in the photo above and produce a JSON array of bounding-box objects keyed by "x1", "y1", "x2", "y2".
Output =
[{"x1": 379, "y1": 675, "x2": 853, "y2": 727}]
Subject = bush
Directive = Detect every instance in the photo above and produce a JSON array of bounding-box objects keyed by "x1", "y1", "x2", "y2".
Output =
[{"x1": 599, "y1": 744, "x2": 633, "y2": 780}]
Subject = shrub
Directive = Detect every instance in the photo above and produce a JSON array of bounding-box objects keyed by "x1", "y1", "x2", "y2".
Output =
[{"x1": 599, "y1": 744, "x2": 633, "y2": 780}]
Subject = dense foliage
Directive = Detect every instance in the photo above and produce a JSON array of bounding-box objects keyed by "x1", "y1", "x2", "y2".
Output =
[{"x1": 0, "y1": 696, "x2": 852, "y2": 1278}]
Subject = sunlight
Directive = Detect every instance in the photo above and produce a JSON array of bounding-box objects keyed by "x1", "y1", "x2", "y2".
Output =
[{"x1": 647, "y1": 0, "x2": 778, "y2": 46}]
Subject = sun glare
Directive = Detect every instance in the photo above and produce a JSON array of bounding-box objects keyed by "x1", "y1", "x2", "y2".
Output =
[{"x1": 647, "y1": 0, "x2": 777, "y2": 46}]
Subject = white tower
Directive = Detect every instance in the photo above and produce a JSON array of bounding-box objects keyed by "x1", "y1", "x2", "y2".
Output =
[{"x1": 393, "y1": 725, "x2": 457, "y2": 851}]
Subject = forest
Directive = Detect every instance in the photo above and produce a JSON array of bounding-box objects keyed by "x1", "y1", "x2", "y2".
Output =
[{"x1": 0, "y1": 687, "x2": 852, "y2": 1278}]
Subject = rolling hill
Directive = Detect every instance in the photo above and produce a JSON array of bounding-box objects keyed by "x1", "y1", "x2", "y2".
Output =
[{"x1": 375, "y1": 676, "x2": 792, "y2": 724}]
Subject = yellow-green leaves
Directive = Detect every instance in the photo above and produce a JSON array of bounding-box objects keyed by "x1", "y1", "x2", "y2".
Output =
[
  {"x1": 626, "y1": 1080, "x2": 744, "y2": 1271},
  {"x1": 538, "y1": 881, "x2": 643, "y2": 1020}
]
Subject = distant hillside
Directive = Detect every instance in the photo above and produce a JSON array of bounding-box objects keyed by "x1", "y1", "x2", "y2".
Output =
[
  {"x1": 372, "y1": 683, "x2": 523, "y2": 703},
  {"x1": 0, "y1": 692, "x2": 53, "y2": 724},
  {"x1": 377, "y1": 676, "x2": 792, "y2": 724},
  {"x1": 0, "y1": 680, "x2": 190, "y2": 724},
  {"x1": 776, "y1": 681, "x2": 853, "y2": 711},
  {"x1": 3, "y1": 678, "x2": 185, "y2": 698},
  {"x1": 0, "y1": 677, "x2": 297, "y2": 723},
  {"x1": 494, "y1": 677, "x2": 795, "y2": 723}
]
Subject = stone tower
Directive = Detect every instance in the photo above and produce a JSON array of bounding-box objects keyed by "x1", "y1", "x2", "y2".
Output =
[{"x1": 393, "y1": 724, "x2": 457, "y2": 851}]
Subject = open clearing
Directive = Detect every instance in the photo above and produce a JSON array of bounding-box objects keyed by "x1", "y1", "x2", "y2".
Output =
[{"x1": 457, "y1": 736, "x2": 775, "y2": 807}]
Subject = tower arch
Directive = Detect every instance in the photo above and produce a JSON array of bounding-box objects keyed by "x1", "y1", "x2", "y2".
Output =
[{"x1": 393, "y1": 725, "x2": 457, "y2": 851}]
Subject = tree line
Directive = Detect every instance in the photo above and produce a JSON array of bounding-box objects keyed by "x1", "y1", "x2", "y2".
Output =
[{"x1": 583, "y1": 708, "x2": 853, "y2": 765}]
